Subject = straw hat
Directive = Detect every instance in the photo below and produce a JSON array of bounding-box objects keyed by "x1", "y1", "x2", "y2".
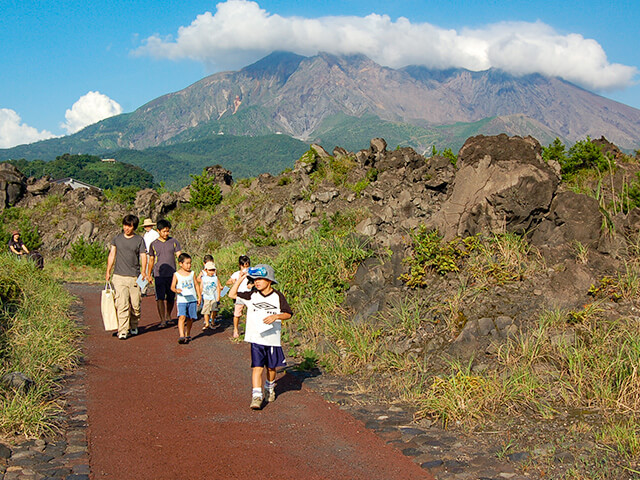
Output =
[{"x1": 142, "y1": 218, "x2": 156, "y2": 227}]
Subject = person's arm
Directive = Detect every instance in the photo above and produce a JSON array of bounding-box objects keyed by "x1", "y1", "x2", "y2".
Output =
[
  {"x1": 195, "y1": 275, "x2": 202, "y2": 305},
  {"x1": 105, "y1": 245, "x2": 116, "y2": 283},
  {"x1": 147, "y1": 250, "x2": 156, "y2": 282},
  {"x1": 9, "y1": 244, "x2": 21, "y2": 255},
  {"x1": 170, "y1": 273, "x2": 180, "y2": 294},
  {"x1": 21, "y1": 243, "x2": 29, "y2": 254},
  {"x1": 216, "y1": 277, "x2": 222, "y2": 301},
  {"x1": 139, "y1": 250, "x2": 147, "y2": 282},
  {"x1": 263, "y1": 311, "x2": 292, "y2": 325},
  {"x1": 228, "y1": 271, "x2": 247, "y2": 300}
]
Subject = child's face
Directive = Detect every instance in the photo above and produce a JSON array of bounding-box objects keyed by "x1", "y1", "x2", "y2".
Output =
[
  {"x1": 240, "y1": 262, "x2": 250, "y2": 272},
  {"x1": 180, "y1": 258, "x2": 192, "y2": 271},
  {"x1": 253, "y1": 278, "x2": 271, "y2": 291},
  {"x1": 159, "y1": 227, "x2": 171, "y2": 240},
  {"x1": 205, "y1": 269, "x2": 216, "y2": 277},
  {"x1": 123, "y1": 224, "x2": 135, "y2": 236}
]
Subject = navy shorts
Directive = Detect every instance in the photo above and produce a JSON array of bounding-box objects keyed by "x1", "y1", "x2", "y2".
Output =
[
  {"x1": 155, "y1": 276, "x2": 175, "y2": 302},
  {"x1": 177, "y1": 301, "x2": 198, "y2": 320},
  {"x1": 251, "y1": 343, "x2": 286, "y2": 369}
]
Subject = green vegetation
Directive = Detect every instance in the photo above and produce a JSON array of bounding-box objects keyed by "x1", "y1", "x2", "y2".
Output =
[
  {"x1": 0, "y1": 208, "x2": 42, "y2": 251},
  {"x1": 113, "y1": 135, "x2": 309, "y2": 189},
  {"x1": 189, "y1": 170, "x2": 223, "y2": 209},
  {"x1": 431, "y1": 145, "x2": 458, "y2": 166},
  {"x1": 69, "y1": 237, "x2": 109, "y2": 268},
  {"x1": 8, "y1": 154, "x2": 155, "y2": 190},
  {"x1": 542, "y1": 136, "x2": 611, "y2": 178},
  {"x1": 0, "y1": 254, "x2": 81, "y2": 435}
]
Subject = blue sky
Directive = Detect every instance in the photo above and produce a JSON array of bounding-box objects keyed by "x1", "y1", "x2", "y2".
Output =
[{"x1": 1, "y1": 0, "x2": 639, "y2": 148}]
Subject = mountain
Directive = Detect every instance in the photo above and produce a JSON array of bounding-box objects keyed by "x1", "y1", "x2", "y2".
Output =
[{"x1": 2, "y1": 51, "x2": 639, "y2": 178}]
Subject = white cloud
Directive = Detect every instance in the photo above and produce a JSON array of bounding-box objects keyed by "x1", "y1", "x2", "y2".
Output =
[
  {"x1": 61, "y1": 91, "x2": 122, "y2": 134},
  {"x1": 133, "y1": 0, "x2": 637, "y2": 91},
  {"x1": 0, "y1": 109, "x2": 56, "y2": 149}
]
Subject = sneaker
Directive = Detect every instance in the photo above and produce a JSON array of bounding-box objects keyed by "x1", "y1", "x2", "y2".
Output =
[
  {"x1": 129, "y1": 328, "x2": 138, "y2": 336},
  {"x1": 250, "y1": 395, "x2": 263, "y2": 410},
  {"x1": 178, "y1": 337, "x2": 186, "y2": 344},
  {"x1": 118, "y1": 333, "x2": 127, "y2": 340},
  {"x1": 266, "y1": 388, "x2": 276, "y2": 403},
  {"x1": 159, "y1": 321, "x2": 167, "y2": 328}
]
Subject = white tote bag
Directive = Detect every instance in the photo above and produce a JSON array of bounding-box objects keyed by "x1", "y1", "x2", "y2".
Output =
[{"x1": 101, "y1": 283, "x2": 118, "y2": 331}]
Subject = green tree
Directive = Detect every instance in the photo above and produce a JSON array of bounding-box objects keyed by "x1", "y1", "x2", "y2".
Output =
[
  {"x1": 542, "y1": 138, "x2": 568, "y2": 165},
  {"x1": 189, "y1": 170, "x2": 222, "y2": 209}
]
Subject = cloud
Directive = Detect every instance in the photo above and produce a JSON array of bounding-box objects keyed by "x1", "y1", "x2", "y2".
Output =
[
  {"x1": 0, "y1": 109, "x2": 56, "y2": 149},
  {"x1": 133, "y1": 0, "x2": 637, "y2": 91},
  {"x1": 61, "y1": 91, "x2": 123, "y2": 134}
]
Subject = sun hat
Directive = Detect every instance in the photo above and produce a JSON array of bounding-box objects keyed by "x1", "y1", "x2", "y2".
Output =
[
  {"x1": 247, "y1": 264, "x2": 278, "y2": 284},
  {"x1": 142, "y1": 218, "x2": 156, "y2": 227},
  {"x1": 204, "y1": 261, "x2": 216, "y2": 270},
  {"x1": 11, "y1": 230, "x2": 19, "y2": 236}
]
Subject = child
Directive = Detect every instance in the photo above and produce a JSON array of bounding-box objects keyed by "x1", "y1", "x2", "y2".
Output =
[
  {"x1": 229, "y1": 264, "x2": 293, "y2": 410},
  {"x1": 148, "y1": 219, "x2": 182, "y2": 328},
  {"x1": 226, "y1": 255, "x2": 251, "y2": 339},
  {"x1": 171, "y1": 253, "x2": 201, "y2": 344},
  {"x1": 198, "y1": 260, "x2": 222, "y2": 330}
]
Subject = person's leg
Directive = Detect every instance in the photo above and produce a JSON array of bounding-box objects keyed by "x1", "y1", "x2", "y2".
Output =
[
  {"x1": 185, "y1": 318, "x2": 193, "y2": 339},
  {"x1": 232, "y1": 303, "x2": 244, "y2": 338},
  {"x1": 156, "y1": 300, "x2": 166, "y2": 326},
  {"x1": 252, "y1": 366, "x2": 264, "y2": 389},
  {"x1": 178, "y1": 315, "x2": 186, "y2": 340},
  {"x1": 155, "y1": 276, "x2": 168, "y2": 327},
  {"x1": 129, "y1": 276, "x2": 141, "y2": 332},
  {"x1": 166, "y1": 294, "x2": 176, "y2": 324},
  {"x1": 112, "y1": 275, "x2": 131, "y2": 339}
]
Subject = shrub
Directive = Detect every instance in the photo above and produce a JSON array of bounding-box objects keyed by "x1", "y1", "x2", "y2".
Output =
[
  {"x1": 103, "y1": 186, "x2": 138, "y2": 207},
  {"x1": 189, "y1": 171, "x2": 222, "y2": 209},
  {"x1": 69, "y1": 237, "x2": 109, "y2": 268},
  {"x1": 545, "y1": 136, "x2": 611, "y2": 178}
]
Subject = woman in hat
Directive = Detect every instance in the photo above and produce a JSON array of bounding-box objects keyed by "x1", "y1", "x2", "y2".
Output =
[{"x1": 8, "y1": 230, "x2": 29, "y2": 256}]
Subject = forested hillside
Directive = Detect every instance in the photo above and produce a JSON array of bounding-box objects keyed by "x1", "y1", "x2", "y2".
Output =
[{"x1": 9, "y1": 154, "x2": 155, "y2": 190}]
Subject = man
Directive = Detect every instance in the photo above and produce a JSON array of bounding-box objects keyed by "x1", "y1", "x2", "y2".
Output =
[
  {"x1": 105, "y1": 214, "x2": 147, "y2": 340},
  {"x1": 141, "y1": 218, "x2": 159, "y2": 295},
  {"x1": 147, "y1": 219, "x2": 181, "y2": 328}
]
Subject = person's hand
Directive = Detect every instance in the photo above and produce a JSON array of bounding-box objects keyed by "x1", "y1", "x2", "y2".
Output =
[{"x1": 263, "y1": 314, "x2": 278, "y2": 325}]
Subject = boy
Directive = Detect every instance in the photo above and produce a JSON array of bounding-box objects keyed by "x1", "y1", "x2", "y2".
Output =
[
  {"x1": 171, "y1": 253, "x2": 201, "y2": 344},
  {"x1": 198, "y1": 260, "x2": 222, "y2": 330},
  {"x1": 229, "y1": 264, "x2": 293, "y2": 410},
  {"x1": 105, "y1": 215, "x2": 147, "y2": 340},
  {"x1": 226, "y1": 255, "x2": 251, "y2": 338},
  {"x1": 147, "y1": 219, "x2": 181, "y2": 327}
]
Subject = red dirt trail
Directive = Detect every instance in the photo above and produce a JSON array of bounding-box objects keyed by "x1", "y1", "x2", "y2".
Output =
[{"x1": 72, "y1": 284, "x2": 433, "y2": 480}]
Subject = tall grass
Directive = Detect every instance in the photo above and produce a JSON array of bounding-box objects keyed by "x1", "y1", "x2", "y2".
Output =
[{"x1": 0, "y1": 254, "x2": 81, "y2": 436}]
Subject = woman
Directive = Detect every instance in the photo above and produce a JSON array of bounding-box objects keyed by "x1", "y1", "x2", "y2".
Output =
[{"x1": 8, "y1": 230, "x2": 29, "y2": 256}]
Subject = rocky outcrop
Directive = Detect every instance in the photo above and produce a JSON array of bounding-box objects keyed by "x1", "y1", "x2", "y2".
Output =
[
  {"x1": 0, "y1": 163, "x2": 26, "y2": 210},
  {"x1": 531, "y1": 191, "x2": 602, "y2": 248},
  {"x1": 427, "y1": 134, "x2": 560, "y2": 240}
]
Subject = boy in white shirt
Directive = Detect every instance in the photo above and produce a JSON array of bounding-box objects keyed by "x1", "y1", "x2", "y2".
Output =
[{"x1": 229, "y1": 264, "x2": 293, "y2": 410}]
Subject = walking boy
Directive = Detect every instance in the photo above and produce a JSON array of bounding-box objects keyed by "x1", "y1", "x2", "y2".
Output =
[
  {"x1": 147, "y1": 219, "x2": 181, "y2": 327},
  {"x1": 226, "y1": 255, "x2": 251, "y2": 338},
  {"x1": 105, "y1": 215, "x2": 147, "y2": 340},
  {"x1": 229, "y1": 264, "x2": 293, "y2": 410},
  {"x1": 198, "y1": 260, "x2": 222, "y2": 330},
  {"x1": 171, "y1": 253, "x2": 201, "y2": 344}
]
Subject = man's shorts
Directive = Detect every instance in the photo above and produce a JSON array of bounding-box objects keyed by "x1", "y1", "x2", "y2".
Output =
[
  {"x1": 250, "y1": 343, "x2": 286, "y2": 369},
  {"x1": 233, "y1": 302, "x2": 245, "y2": 317},
  {"x1": 155, "y1": 276, "x2": 176, "y2": 302},
  {"x1": 177, "y1": 301, "x2": 198, "y2": 320},
  {"x1": 201, "y1": 299, "x2": 219, "y2": 315}
]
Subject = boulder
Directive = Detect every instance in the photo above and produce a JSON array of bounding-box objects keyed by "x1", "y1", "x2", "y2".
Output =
[
  {"x1": 134, "y1": 188, "x2": 161, "y2": 219},
  {"x1": 203, "y1": 165, "x2": 233, "y2": 194},
  {"x1": 531, "y1": 191, "x2": 602, "y2": 247},
  {"x1": 26, "y1": 176, "x2": 52, "y2": 196},
  {"x1": 427, "y1": 134, "x2": 560, "y2": 240},
  {"x1": 0, "y1": 163, "x2": 26, "y2": 209}
]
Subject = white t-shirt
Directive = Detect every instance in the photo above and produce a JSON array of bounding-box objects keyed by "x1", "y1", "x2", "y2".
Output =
[
  {"x1": 201, "y1": 274, "x2": 219, "y2": 301},
  {"x1": 174, "y1": 271, "x2": 197, "y2": 304},
  {"x1": 236, "y1": 288, "x2": 293, "y2": 347},
  {"x1": 143, "y1": 229, "x2": 160, "y2": 253},
  {"x1": 230, "y1": 269, "x2": 251, "y2": 304}
]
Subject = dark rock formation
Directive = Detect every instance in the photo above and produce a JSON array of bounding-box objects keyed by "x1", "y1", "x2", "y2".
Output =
[
  {"x1": 427, "y1": 134, "x2": 560, "y2": 239},
  {"x1": 0, "y1": 163, "x2": 26, "y2": 209}
]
